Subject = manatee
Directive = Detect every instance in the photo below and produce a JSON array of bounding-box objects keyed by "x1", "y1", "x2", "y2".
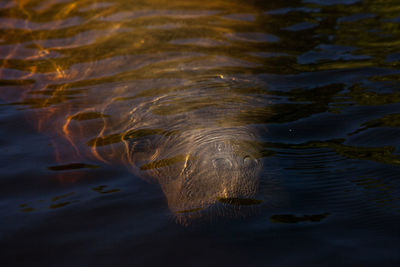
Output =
[{"x1": 61, "y1": 76, "x2": 266, "y2": 221}]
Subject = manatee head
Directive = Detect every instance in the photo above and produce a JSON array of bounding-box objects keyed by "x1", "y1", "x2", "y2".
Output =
[{"x1": 153, "y1": 129, "x2": 263, "y2": 221}]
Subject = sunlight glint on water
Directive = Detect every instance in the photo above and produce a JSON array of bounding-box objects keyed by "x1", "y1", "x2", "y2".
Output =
[{"x1": 1, "y1": 0, "x2": 400, "y2": 265}]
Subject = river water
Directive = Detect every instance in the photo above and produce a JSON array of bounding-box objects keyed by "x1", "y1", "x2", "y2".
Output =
[{"x1": 1, "y1": 0, "x2": 400, "y2": 265}]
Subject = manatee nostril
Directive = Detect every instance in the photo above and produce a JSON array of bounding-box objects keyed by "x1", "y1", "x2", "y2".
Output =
[{"x1": 212, "y1": 158, "x2": 232, "y2": 170}]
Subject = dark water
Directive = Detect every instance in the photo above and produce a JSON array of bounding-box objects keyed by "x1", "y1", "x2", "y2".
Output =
[{"x1": 1, "y1": 0, "x2": 400, "y2": 265}]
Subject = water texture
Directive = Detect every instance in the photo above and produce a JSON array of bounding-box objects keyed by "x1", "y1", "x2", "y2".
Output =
[{"x1": 1, "y1": 0, "x2": 400, "y2": 265}]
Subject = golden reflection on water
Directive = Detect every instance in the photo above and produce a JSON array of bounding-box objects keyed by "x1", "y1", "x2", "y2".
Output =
[
  {"x1": 3, "y1": 0, "x2": 400, "y2": 222},
  {"x1": 1, "y1": 0, "x2": 275, "y2": 220}
]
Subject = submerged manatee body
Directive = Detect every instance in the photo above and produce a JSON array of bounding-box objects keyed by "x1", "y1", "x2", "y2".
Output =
[{"x1": 75, "y1": 78, "x2": 266, "y2": 220}]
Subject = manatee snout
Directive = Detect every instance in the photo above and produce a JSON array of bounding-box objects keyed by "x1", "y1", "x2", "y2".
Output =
[{"x1": 159, "y1": 138, "x2": 262, "y2": 217}]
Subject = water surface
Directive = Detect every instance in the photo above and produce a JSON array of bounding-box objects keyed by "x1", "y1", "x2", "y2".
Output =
[{"x1": 1, "y1": 0, "x2": 400, "y2": 265}]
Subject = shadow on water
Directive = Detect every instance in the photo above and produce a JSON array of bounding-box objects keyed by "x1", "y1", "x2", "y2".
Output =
[{"x1": 1, "y1": 0, "x2": 400, "y2": 265}]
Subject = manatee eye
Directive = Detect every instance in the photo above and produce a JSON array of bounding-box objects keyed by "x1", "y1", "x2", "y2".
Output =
[{"x1": 243, "y1": 155, "x2": 257, "y2": 166}]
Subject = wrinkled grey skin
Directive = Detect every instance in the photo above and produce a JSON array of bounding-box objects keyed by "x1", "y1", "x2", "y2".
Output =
[{"x1": 138, "y1": 127, "x2": 263, "y2": 218}]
